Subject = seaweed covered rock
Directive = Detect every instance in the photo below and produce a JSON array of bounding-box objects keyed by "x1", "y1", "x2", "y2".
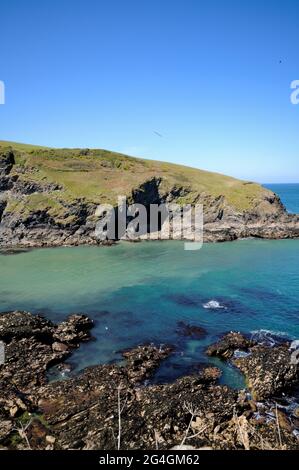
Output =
[
  {"x1": 122, "y1": 344, "x2": 173, "y2": 384},
  {"x1": 206, "y1": 332, "x2": 252, "y2": 359},
  {"x1": 0, "y1": 316, "x2": 298, "y2": 450},
  {"x1": 53, "y1": 314, "x2": 93, "y2": 345},
  {"x1": 0, "y1": 311, "x2": 53, "y2": 343},
  {"x1": 233, "y1": 343, "x2": 298, "y2": 400},
  {"x1": 0, "y1": 311, "x2": 94, "y2": 392}
]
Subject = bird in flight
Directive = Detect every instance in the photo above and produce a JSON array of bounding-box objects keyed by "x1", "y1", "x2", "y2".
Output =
[{"x1": 153, "y1": 131, "x2": 163, "y2": 138}]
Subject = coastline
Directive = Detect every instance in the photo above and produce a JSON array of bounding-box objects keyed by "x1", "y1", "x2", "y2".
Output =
[
  {"x1": 0, "y1": 310, "x2": 298, "y2": 450},
  {"x1": 1, "y1": 215, "x2": 299, "y2": 250}
]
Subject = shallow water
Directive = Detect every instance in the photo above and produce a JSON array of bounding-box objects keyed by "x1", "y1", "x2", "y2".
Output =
[{"x1": 1, "y1": 239, "x2": 299, "y2": 387}]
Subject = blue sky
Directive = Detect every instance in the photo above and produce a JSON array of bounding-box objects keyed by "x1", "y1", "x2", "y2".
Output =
[{"x1": 0, "y1": 0, "x2": 299, "y2": 182}]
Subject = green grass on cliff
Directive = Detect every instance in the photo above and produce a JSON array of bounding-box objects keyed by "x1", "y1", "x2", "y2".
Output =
[{"x1": 0, "y1": 140, "x2": 269, "y2": 213}]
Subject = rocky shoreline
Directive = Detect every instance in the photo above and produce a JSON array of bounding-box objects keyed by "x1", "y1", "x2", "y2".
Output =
[{"x1": 0, "y1": 311, "x2": 298, "y2": 450}]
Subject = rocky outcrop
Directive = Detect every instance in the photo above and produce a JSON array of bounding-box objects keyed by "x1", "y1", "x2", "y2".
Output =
[
  {"x1": 207, "y1": 331, "x2": 299, "y2": 401},
  {"x1": 206, "y1": 332, "x2": 253, "y2": 359},
  {"x1": 0, "y1": 147, "x2": 298, "y2": 247},
  {"x1": 0, "y1": 314, "x2": 298, "y2": 450},
  {"x1": 13, "y1": 178, "x2": 62, "y2": 195},
  {"x1": 0, "y1": 311, "x2": 93, "y2": 391},
  {"x1": 0, "y1": 151, "x2": 15, "y2": 176},
  {"x1": 233, "y1": 344, "x2": 298, "y2": 400}
]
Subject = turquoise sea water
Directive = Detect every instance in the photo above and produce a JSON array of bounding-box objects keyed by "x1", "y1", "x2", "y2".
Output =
[
  {"x1": 264, "y1": 183, "x2": 299, "y2": 214},
  {"x1": 1, "y1": 239, "x2": 299, "y2": 388}
]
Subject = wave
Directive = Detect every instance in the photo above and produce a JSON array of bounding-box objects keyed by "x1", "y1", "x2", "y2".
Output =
[
  {"x1": 250, "y1": 329, "x2": 292, "y2": 347},
  {"x1": 202, "y1": 300, "x2": 227, "y2": 310}
]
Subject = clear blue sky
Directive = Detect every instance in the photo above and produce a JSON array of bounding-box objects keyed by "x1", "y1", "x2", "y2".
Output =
[{"x1": 1, "y1": 0, "x2": 299, "y2": 182}]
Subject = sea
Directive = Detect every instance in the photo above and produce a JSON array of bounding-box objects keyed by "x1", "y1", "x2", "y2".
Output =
[{"x1": 0, "y1": 184, "x2": 298, "y2": 388}]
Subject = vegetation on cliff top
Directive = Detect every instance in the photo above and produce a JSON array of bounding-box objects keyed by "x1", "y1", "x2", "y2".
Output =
[{"x1": 0, "y1": 140, "x2": 271, "y2": 213}]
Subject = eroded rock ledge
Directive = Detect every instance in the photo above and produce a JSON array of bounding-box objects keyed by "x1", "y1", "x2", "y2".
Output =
[{"x1": 0, "y1": 312, "x2": 298, "y2": 450}]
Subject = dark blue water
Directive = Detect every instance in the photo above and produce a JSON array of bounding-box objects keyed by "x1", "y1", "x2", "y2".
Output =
[
  {"x1": 1, "y1": 239, "x2": 299, "y2": 388},
  {"x1": 264, "y1": 184, "x2": 299, "y2": 214}
]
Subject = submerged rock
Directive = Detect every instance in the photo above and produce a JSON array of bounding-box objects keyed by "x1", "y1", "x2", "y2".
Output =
[{"x1": 176, "y1": 321, "x2": 207, "y2": 339}]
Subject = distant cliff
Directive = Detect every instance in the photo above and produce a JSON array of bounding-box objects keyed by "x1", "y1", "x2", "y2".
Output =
[{"x1": 0, "y1": 141, "x2": 298, "y2": 247}]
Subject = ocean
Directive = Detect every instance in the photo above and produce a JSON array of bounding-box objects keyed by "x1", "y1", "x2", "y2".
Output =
[
  {"x1": 264, "y1": 183, "x2": 299, "y2": 214},
  {"x1": 0, "y1": 239, "x2": 299, "y2": 388},
  {"x1": 0, "y1": 183, "x2": 298, "y2": 389}
]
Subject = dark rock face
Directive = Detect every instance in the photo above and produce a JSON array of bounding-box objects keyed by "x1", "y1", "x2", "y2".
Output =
[
  {"x1": 13, "y1": 178, "x2": 62, "y2": 195},
  {"x1": 0, "y1": 175, "x2": 18, "y2": 191},
  {"x1": 206, "y1": 332, "x2": 252, "y2": 359},
  {"x1": 0, "y1": 151, "x2": 15, "y2": 176}
]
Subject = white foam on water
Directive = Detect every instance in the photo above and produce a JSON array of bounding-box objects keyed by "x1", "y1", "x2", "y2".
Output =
[
  {"x1": 290, "y1": 339, "x2": 299, "y2": 350},
  {"x1": 202, "y1": 300, "x2": 227, "y2": 310},
  {"x1": 250, "y1": 329, "x2": 292, "y2": 347},
  {"x1": 233, "y1": 349, "x2": 251, "y2": 359}
]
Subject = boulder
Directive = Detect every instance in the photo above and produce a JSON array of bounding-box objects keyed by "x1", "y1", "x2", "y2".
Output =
[{"x1": 206, "y1": 332, "x2": 252, "y2": 359}]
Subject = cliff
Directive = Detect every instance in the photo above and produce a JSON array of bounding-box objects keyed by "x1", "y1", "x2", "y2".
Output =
[{"x1": 0, "y1": 141, "x2": 298, "y2": 247}]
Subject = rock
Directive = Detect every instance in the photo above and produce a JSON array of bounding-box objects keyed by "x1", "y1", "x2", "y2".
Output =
[
  {"x1": 171, "y1": 445, "x2": 196, "y2": 450},
  {"x1": 0, "y1": 311, "x2": 94, "y2": 393},
  {"x1": 290, "y1": 340, "x2": 299, "y2": 350},
  {"x1": 13, "y1": 178, "x2": 62, "y2": 195},
  {"x1": 37, "y1": 360, "x2": 237, "y2": 450},
  {"x1": 52, "y1": 342, "x2": 69, "y2": 353},
  {"x1": 248, "y1": 400, "x2": 257, "y2": 413},
  {"x1": 0, "y1": 151, "x2": 14, "y2": 176},
  {"x1": 53, "y1": 314, "x2": 93, "y2": 345},
  {"x1": 0, "y1": 145, "x2": 298, "y2": 248},
  {"x1": 9, "y1": 406, "x2": 19, "y2": 418},
  {"x1": 0, "y1": 175, "x2": 18, "y2": 191},
  {"x1": 0, "y1": 314, "x2": 298, "y2": 450},
  {"x1": 45, "y1": 435, "x2": 56, "y2": 444},
  {"x1": 206, "y1": 332, "x2": 252, "y2": 359},
  {"x1": 0, "y1": 311, "x2": 53, "y2": 343},
  {"x1": 122, "y1": 344, "x2": 173, "y2": 384},
  {"x1": 274, "y1": 409, "x2": 293, "y2": 433},
  {"x1": 198, "y1": 367, "x2": 222, "y2": 383},
  {"x1": 0, "y1": 419, "x2": 13, "y2": 441},
  {"x1": 233, "y1": 344, "x2": 298, "y2": 400},
  {"x1": 176, "y1": 321, "x2": 207, "y2": 339}
]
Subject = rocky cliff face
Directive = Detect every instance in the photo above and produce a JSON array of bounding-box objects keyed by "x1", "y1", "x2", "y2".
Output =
[{"x1": 0, "y1": 146, "x2": 298, "y2": 247}]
